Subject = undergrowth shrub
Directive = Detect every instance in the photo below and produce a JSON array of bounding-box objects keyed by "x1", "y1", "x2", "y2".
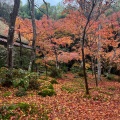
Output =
[
  {"x1": 0, "y1": 45, "x2": 7, "y2": 68},
  {"x1": 12, "y1": 68, "x2": 27, "y2": 78},
  {"x1": 0, "y1": 102, "x2": 48, "y2": 119},
  {"x1": 50, "y1": 67, "x2": 62, "y2": 78},
  {"x1": 29, "y1": 79, "x2": 40, "y2": 90},
  {"x1": 40, "y1": 81, "x2": 54, "y2": 90},
  {"x1": 12, "y1": 71, "x2": 39, "y2": 90},
  {"x1": 15, "y1": 87, "x2": 27, "y2": 97},
  {"x1": 38, "y1": 89, "x2": 56, "y2": 97},
  {"x1": 70, "y1": 62, "x2": 81, "y2": 73},
  {"x1": 28, "y1": 72, "x2": 40, "y2": 90},
  {"x1": 106, "y1": 74, "x2": 115, "y2": 80},
  {"x1": 78, "y1": 68, "x2": 84, "y2": 77},
  {"x1": 50, "y1": 79, "x2": 58, "y2": 84},
  {"x1": 0, "y1": 67, "x2": 12, "y2": 87},
  {"x1": 38, "y1": 81, "x2": 56, "y2": 97},
  {"x1": 60, "y1": 64, "x2": 68, "y2": 73}
]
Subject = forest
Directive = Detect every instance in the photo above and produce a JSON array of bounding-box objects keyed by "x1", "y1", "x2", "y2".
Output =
[{"x1": 0, "y1": 0, "x2": 120, "y2": 119}]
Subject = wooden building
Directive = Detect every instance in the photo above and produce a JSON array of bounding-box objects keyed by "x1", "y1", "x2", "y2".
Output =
[{"x1": 0, "y1": 19, "x2": 31, "y2": 49}]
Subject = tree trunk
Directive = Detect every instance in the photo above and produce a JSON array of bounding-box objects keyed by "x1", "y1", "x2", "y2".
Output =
[
  {"x1": 18, "y1": 25, "x2": 22, "y2": 68},
  {"x1": 91, "y1": 57, "x2": 94, "y2": 76},
  {"x1": 7, "y1": 0, "x2": 20, "y2": 70},
  {"x1": 80, "y1": 1, "x2": 96, "y2": 95},
  {"x1": 81, "y1": 47, "x2": 89, "y2": 94},
  {"x1": 28, "y1": 0, "x2": 37, "y2": 72},
  {"x1": 94, "y1": 57, "x2": 98, "y2": 87},
  {"x1": 97, "y1": 24, "x2": 102, "y2": 81},
  {"x1": 54, "y1": 47, "x2": 59, "y2": 69}
]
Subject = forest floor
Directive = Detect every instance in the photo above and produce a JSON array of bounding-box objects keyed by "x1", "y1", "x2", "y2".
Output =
[{"x1": 0, "y1": 73, "x2": 120, "y2": 120}]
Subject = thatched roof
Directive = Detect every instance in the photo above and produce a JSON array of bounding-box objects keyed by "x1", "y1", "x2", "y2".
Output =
[{"x1": 0, "y1": 19, "x2": 29, "y2": 45}]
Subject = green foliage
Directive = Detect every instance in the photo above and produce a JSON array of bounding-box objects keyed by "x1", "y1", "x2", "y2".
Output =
[
  {"x1": 0, "y1": 45, "x2": 31, "y2": 69},
  {"x1": 25, "y1": 72, "x2": 39, "y2": 90},
  {"x1": 50, "y1": 67, "x2": 62, "y2": 78},
  {"x1": 0, "y1": 45, "x2": 7, "y2": 68},
  {"x1": 70, "y1": 66, "x2": 80, "y2": 73},
  {"x1": 12, "y1": 70, "x2": 39, "y2": 90},
  {"x1": 12, "y1": 68, "x2": 27, "y2": 78},
  {"x1": 0, "y1": 67, "x2": 8, "y2": 81},
  {"x1": 27, "y1": 72, "x2": 39, "y2": 81},
  {"x1": 50, "y1": 79, "x2": 58, "y2": 84},
  {"x1": 38, "y1": 81, "x2": 56, "y2": 97},
  {"x1": 15, "y1": 87, "x2": 27, "y2": 97},
  {"x1": 17, "y1": 102, "x2": 30, "y2": 114},
  {"x1": 106, "y1": 74, "x2": 115, "y2": 80},
  {"x1": 61, "y1": 86, "x2": 75, "y2": 93},
  {"x1": 78, "y1": 70, "x2": 84, "y2": 77},
  {"x1": 61, "y1": 64, "x2": 68, "y2": 73},
  {"x1": 40, "y1": 81, "x2": 54, "y2": 90},
  {"x1": 38, "y1": 89, "x2": 56, "y2": 97},
  {"x1": 0, "y1": 102, "x2": 47, "y2": 119},
  {"x1": 12, "y1": 77, "x2": 29, "y2": 90},
  {"x1": 0, "y1": 67, "x2": 13, "y2": 87},
  {"x1": 3, "y1": 92, "x2": 12, "y2": 97},
  {"x1": 0, "y1": 67, "x2": 40, "y2": 91},
  {"x1": 29, "y1": 79, "x2": 40, "y2": 90},
  {"x1": 0, "y1": 104, "x2": 18, "y2": 119},
  {"x1": 13, "y1": 47, "x2": 31, "y2": 69}
]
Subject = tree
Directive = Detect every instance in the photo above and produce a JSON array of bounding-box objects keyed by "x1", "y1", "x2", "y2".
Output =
[
  {"x1": 7, "y1": 0, "x2": 20, "y2": 70},
  {"x1": 28, "y1": 0, "x2": 37, "y2": 72},
  {"x1": 64, "y1": 0, "x2": 113, "y2": 94}
]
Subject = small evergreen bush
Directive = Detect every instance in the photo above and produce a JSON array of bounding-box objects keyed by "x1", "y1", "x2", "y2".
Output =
[
  {"x1": 40, "y1": 81, "x2": 54, "y2": 90},
  {"x1": 0, "y1": 67, "x2": 12, "y2": 87},
  {"x1": 15, "y1": 87, "x2": 27, "y2": 97},
  {"x1": 38, "y1": 89, "x2": 56, "y2": 97},
  {"x1": 29, "y1": 79, "x2": 40, "y2": 90}
]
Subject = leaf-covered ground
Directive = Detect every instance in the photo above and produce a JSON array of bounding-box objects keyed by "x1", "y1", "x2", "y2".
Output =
[{"x1": 0, "y1": 73, "x2": 120, "y2": 120}]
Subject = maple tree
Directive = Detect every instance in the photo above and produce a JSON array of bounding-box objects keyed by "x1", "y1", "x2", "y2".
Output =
[
  {"x1": 63, "y1": 0, "x2": 115, "y2": 94},
  {"x1": 0, "y1": 0, "x2": 120, "y2": 119},
  {"x1": 14, "y1": 0, "x2": 119, "y2": 92}
]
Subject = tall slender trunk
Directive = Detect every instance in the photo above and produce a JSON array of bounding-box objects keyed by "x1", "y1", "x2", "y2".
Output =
[
  {"x1": 18, "y1": 25, "x2": 22, "y2": 67},
  {"x1": 81, "y1": 23, "x2": 89, "y2": 95},
  {"x1": 97, "y1": 24, "x2": 102, "y2": 81},
  {"x1": 94, "y1": 57, "x2": 98, "y2": 87},
  {"x1": 91, "y1": 57, "x2": 94, "y2": 76},
  {"x1": 7, "y1": 0, "x2": 20, "y2": 71},
  {"x1": 28, "y1": 0, "x2": 37, "y2": 72},
  {"x1": 80, "y1": 1, "x2": 95, "y2": 95},
  {"x1": 54, "y1": 47, "x2": 59, "y2": 69},
  {"x1": 81, "y1": 47, "x2": 89, "y2": 94}
]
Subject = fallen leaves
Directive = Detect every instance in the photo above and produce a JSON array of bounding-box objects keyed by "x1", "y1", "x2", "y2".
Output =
[{"x1": 0, "y1": 73, "x2": 120, "y2": 120}]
